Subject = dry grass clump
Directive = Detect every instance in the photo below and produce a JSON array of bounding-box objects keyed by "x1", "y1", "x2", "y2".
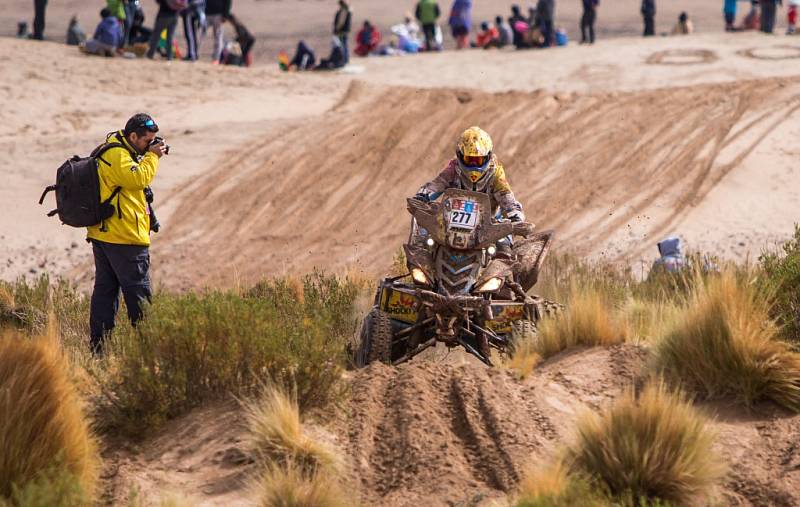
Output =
[
  {"x1": 245, "y1": 386, "x2": 337, "y2": 476},
  {"x1": 0, "y1": 330, "x2": 99, "y2": 505},
  {"x1": 247, "y1": 385, "x2": 349, "y2": 507},
  {"x1": 256, "y1": 464, "x2": 349, "y2": 507},
  {"x1": 535, "y1": 284, "x2": 629, "y2": 359},
  {"x1": 566, "y1": 381, "x2": 723, "y2": 505},
  {"x1": 516, "y1": 461, "x2": 610, "y2": 507},
  {"x1": 654, "y1": 271, "x2": 800, "y2": 411}
]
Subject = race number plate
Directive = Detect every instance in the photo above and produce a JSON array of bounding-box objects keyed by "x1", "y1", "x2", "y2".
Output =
[{"x1": 449, "y1": 199, "x2": 479, "y2": 230}]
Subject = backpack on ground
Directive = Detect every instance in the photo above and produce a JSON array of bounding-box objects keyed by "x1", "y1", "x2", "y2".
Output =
[{"x1": 38, "y1": 142, "x2": 129, "y2": 229}]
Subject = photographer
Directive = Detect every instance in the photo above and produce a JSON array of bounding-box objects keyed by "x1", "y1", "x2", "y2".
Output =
[{"x1": 87, "y1": 113, "x2": 168, "y2": 355}]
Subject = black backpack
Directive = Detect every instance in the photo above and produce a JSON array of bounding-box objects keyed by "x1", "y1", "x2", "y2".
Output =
[{"x1": 38, "y1": 141, "x2": 131, "y2": 228}]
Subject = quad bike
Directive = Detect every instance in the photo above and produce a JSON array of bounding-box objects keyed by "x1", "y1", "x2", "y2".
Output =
[{"x1": 354, "y1": 188, "x2": 558, "y2": 367}]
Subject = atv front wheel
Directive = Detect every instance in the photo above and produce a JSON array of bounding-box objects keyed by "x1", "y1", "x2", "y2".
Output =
[{"x1": 355, "y1": 308, "x2": 394, "y2": 367}]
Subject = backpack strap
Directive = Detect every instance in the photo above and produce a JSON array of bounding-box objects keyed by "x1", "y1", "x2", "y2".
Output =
[{"x1": 38, "y1": 185, "x2": 56, "y2": 205}]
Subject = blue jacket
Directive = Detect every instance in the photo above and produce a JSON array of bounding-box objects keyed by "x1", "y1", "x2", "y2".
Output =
[
  {"x1": 93, "y1": 16, "x2": 122, "y2": 47},
  {"x1": 724, "y1": 0, "x2": 738, "y2": 14},
  {"x1": 449, "y1": 0, "x2": 472, "y2": 29}
]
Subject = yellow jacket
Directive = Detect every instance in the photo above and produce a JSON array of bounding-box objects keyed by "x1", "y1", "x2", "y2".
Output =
[{"x1": 86, "y1": 131, "x2": 160, "y2": 246}]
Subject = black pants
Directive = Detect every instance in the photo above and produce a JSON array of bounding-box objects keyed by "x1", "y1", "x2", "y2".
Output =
[
  {"x1": 581, "y1": 9, "x2": 596, "y2": 43},
  {"x1": 643, "y1": 14, "x2": 655, "y2": 36},
  {"x1": 422, "y1": 23, "x2": 436, "y2": 50},
  {"x1": 33, "y1": 0, "x2": 47, "y2": 40},
  {"x1": 89, "y1": 240, "x2": 152, "y2": 354},
  {"x1": 147, "y1": 13, "x2": 178, "y2": 59},
  {"x1": 182, "y1": 9, "x2": 200, "y2": 60},
  {"x1": 541, "y1": 19, "x2": 554, "y2": 47},
  {"x1": 761, "y1": 2, "x2": 777, "y2": 33},
  {"x1": 291, "y1": 41, "x2": 316, "y2": 69}
]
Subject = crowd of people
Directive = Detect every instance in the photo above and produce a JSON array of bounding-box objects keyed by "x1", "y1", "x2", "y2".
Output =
[
  {"x1": 25, "y1": 0, "x2": 255, "y2": 66},
  {"x1": 22, "y1": 0, "x2": 800, "y2": 72},
  {"x1": 724, "y1": 0, "x2": 800, "y2": 35}
]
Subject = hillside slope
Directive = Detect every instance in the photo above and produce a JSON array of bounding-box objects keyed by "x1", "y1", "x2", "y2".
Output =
[{"x1": 158, "y1": 78, "x2": 800, "y2": 287}]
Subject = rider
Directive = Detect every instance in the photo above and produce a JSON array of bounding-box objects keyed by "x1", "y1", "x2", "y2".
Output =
[{"x1": 414, "y1": 126, "x2": 525, "y2": 223}]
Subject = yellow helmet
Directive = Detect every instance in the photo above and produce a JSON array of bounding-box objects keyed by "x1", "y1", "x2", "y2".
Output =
[{"x1": 456, "y1": 127, "x2": 495, "y2": 188}]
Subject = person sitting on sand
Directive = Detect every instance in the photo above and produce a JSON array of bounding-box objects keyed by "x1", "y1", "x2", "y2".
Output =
[
  {"x1": 286, "y1": 40, "x2": 317, "y2": 70},
  {"x1": 650, "y1": 237, "x2": 687, "y2": 275},
  {"x1": 66, "y1": 15, "x2": 86, "y2": 46},
  {"x1": 474, "y1": 21, "x2": 500, "y2": 48},
  {"x1": 672, "y1": 11, "x2": 694, "y2": 35},
  {"x1": 508, "y1": 5, "x2": 528, "y2": 48},
  {"x1": 355, "y1": 20, "x2": 381, "y2": 56},
  {"x1": 495, "y1": 15, "x2": 513, "y2": 47},
  {"x1": 225, "y1": 14, "x2": 255, "y2": 66},
  {"x1": 129, "y1": 7, "x2": 152, "y2": 45},
  {"x1": 81, "y1": 8, "x2": 123, "y2": 57},
  {"x1": 316, "y1": 36, "x2": 348, "y2": 69}
]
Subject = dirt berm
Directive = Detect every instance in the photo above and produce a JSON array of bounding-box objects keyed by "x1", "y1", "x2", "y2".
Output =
[
  {"x1": 105, "y1": 345, "x2": 800, "y2": 506},
  {"x1": 156, "y1": 78, "x2": 800, "y2": 288}
]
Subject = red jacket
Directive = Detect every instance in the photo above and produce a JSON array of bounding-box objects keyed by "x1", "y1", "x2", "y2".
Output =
[{"x1": 355, "y1": 27, "x2": 381, "y2": 56}]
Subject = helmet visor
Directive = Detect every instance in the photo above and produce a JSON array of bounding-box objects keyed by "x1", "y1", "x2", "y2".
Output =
[{"x1": 461, "y1": 154, "x2": 488, "y2": 168}]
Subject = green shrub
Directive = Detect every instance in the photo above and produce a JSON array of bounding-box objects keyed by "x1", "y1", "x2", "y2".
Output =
[
  {"x1": 101, "y1": 273, "x2": 360, "y2": 436},
  {"x1": 760, "y1": 224, "x2": 800, "y2": 343}
]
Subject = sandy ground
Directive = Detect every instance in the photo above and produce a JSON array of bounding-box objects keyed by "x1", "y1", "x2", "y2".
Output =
[
  {"x1": 100, "y1": 346, "x2": 800, "y2": 506},
  {"x1": 3, "y1": 28, "x2": 800, "y2": 286}
]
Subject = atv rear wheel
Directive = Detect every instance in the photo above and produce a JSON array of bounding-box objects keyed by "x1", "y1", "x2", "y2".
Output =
[{"x1": 355, "y1": 308, "x2": 394, "y2": 367}]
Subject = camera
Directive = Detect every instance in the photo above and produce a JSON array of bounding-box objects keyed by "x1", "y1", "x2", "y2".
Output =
[{"x1": 150, "y1": 136, "x2": 170, "y2": 155}]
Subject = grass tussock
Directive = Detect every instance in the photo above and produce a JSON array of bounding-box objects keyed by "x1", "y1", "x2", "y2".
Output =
[
  {"x1": 256, "y1": 464, "x2": 349, "y2": 507},
  {"x1": 516, "y1": 461, "x2": 609, "y2": 507},
  {"x1": 247, "y1": 385, "x2": 349, "y2": 507},
  {"x1": 566, "y1": 381, "x2": 723, "y2": 505},
  {"x1": 759, "y1": 224, "x2": 800, "y2": 343},
  {"x1": 245, "y1": 385, "x2": 337, "y2": 476},
  {"x1": 654, "y1": 270, "x2": 800, "y2": 411},
  {"x1": 535, "y1": 284, "x2": 629, "y2": 359},
  {"x1": 0, "y1": 330, "x2": 99, "y2": 505}
]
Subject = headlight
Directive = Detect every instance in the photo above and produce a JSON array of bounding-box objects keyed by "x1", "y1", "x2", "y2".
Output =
[
  {"x1": 426, "y1": 237, "x2": 435, "y2": 247},
  {"x1": 411, "y1": 268, "x2": 429, "y2": 285},
  {"x1": 477, "y1": 277, "x2": 503, "y2": 292},
  {"x1": 487, "y1": 245, "x2": 497, "y2": 256}
]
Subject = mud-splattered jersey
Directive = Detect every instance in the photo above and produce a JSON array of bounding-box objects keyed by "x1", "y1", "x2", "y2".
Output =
[{"x1": 418, "y1": 156, "x2": 525, "y2": 219}]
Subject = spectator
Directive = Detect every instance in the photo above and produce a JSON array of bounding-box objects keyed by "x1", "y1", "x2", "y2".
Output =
[
  {"x1": 650, "y1": 237, "x2": 687, "y2": 276},
  {"x1": 129, "y1": 7, "x2": 152, "y2": 44},
  {"x1": 761, "y1": 0, "x2": 781, "y2": 33},
  {"x1": 391, "y1": 15, "x2": 422, "y2": 53},
  {"x1": 474, "y1": 21, "x2": 499, "y2": 47},
  {"x1": 226, "y1": 13, "x2": 255, "y2": 66},
  {"x1": 415, "y1": 0, "x2": 441, "y2": 51},
  {"x1": 32, "y1": 0, "x2": 48, "y2": 40},
  {"x1": 642, "y1": 0, "x2": 656, "y2": 36},
  {"x1": 82, "y1": 8, "x2": 123, "y2": 56},
  {"x1": 741, "y1": 0, "x2": 761, "y2": 29},
  {"x1": 449, "y1": 0, "x2": 472, "y2": 49},
  {"x1": 288, "y1": 40, "x2": 316, "y2": 70},
  {"x1": 509, "y1": 4, "x2": 528, "y2": 48},
  {"x1": 495, "y1": 15, "x2": 513, "y2": 47},
  {"x1": 317, "y1": 36, "x2": 348, "y2": 69},
  {"x1": 107, "y1": 0, "x2": 127, "y2": 44},
  {"x1": 581, "y1": 0, "x2": 598, "y2": 44},
  {"x1": 122, "y1": 0, "x2": 138, "y2": 46},
  {"x1": 67, "y1": 15, "x2": 87, "y2": 46},
  {"x1": 206, "y1": 0, "x2": 231, "y2": 64},
  {"x1": 355, "y1": 20, "x2": 381, "y2": 56},
  {"x1": 182, "y1": 0, "x2": 206, "y2": 61},
  {"x1": 333, "y1": 0, "x2": 352, "y2": 63},
  {"x1": 87, "y1": 113, "x2": 167, "y2": 355},
  {"x1": 536, "y1": 0, "x2": 555, "y2": 47},
  {"x1": 788, "y1": 0, "x2": 799, "y2": 33},
  {"x1": 724, "y1": 0, "x2": 738, "y2": 31},
  {"x1": 146, "y1": 0, "x2": 181, "y2": 60},
  {"x1": 672, "y1": 11, "x2": 694, "y2": 34}
]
